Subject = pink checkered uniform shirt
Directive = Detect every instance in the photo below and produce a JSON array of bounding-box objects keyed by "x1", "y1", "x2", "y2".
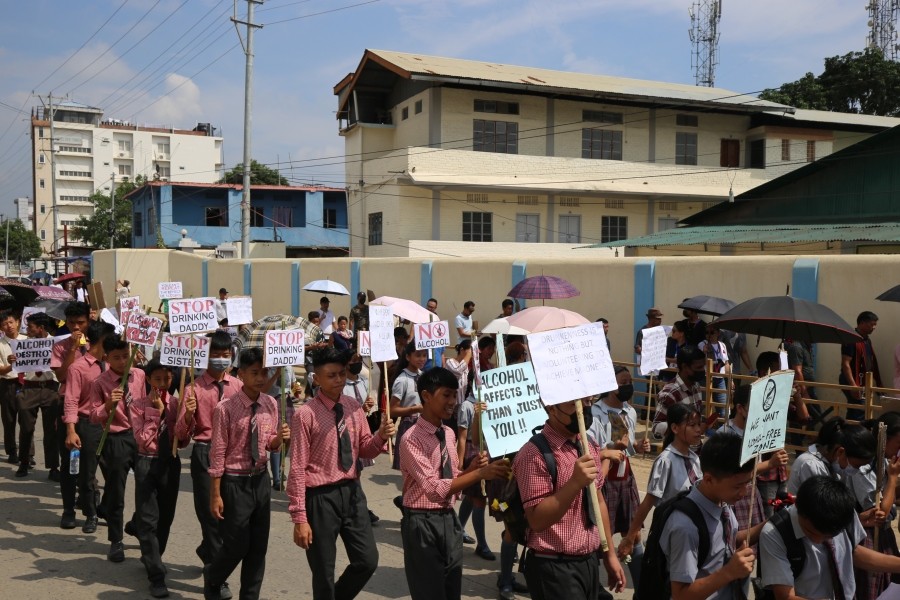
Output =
[
  {"x1": 208, "y1": 389, "x2": 279, "y2": 478},
  {"x1": 89, "y1": 367, "x2": 147, "y2": 433},
  {"x1": 287, "y1": 390, "x2": 387, "y2": 524},
  {"x1": 400, "y1": 418, "x2": 460, "y2": 510},
  {"x1": 51, "y1": 336, "x2": 87, "y2": 396},
  {"x1": 62, "y1": 353, "x2": 103, "y2": 424},
  {"x1": 175, "y1": 371, "x2": 243, "y2": 444},
  {"x1": 130, "y1": 391, "x2": 183, "y2": 456}
]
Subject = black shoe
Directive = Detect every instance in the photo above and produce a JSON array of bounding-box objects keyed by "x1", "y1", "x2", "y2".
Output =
[
  {"x1": 499, "y1": 586, "x2": 516, "y2": 600},
  {"x1": 475, "y1": 545, "x2": 496, "y2": 561},
  {"x1": 29, "y1": 457, "x2": 35, "y2": 467},
  {"x1": 368, "y1": 510, "x2": 380, "y2": 524},
  {"x1": 124, "y1": 519, "x2": 137, "y2": 537},
  {"x1": 510, "y1": 579, "x2": 528, "y2": 593},
  {"x1": 60, "y1": 512, "x2": 77, "y2": 529},
  {"x1": 219, "y1": 582, "x2": 233, "y2": 600},
  {"x1": 462, "y1": 533, "x2": 476, "y2": 545},
  {"x1": 149, "y1": 581, "x2": 169, "y2": 598},
  {"x1": 82, "y1": 516, "x2": 98, "y2": 534},
  {"x1": 203, "y1": 582, "x2": 222, "y2": 600},
  {"x1": 48, "y1": 468, "x2": 60, "y2": 482},
  {"x1": 15, "y1": 464, "x2": 27, "y2": 477},
  {"x1": 107, "y1": 540, "x2": 125, "y2": 563},
  {"x1": 6, "y1": 453, "x2": 17, "y2": 464}
]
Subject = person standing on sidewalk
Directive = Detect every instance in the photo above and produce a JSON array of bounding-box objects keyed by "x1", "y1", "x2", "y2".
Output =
[
  {"x1": 0, "y1": 310, "x2": 26, "y2": 465},
  {"x1": 16, "y1": 312, "x2": 60, "y2": 481}
]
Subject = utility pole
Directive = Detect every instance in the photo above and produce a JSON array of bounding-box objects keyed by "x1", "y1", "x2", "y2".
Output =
[
  {"x1": 110, "y1": 172, "x2": 116, "y2": 250},
  {"x1": 232, "y1": 0, "x2": 263, "y2": 259},
  {"x1": 3, "y1": 216, "x2": 8, "y2": 277}
]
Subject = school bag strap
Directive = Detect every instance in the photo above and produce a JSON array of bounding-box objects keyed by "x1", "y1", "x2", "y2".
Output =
[
  {"x1": 769, "y1": 508, "x2": 806, "y2": 579},
  {"x1": 528, "y1": 430, "x2": 557, "y2": 490}
]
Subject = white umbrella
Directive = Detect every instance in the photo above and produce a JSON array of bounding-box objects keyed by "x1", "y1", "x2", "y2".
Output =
[
  {"x1": 302, "y1": 279, "x2": 350, "y2": 296},
  {"x1": 480, "y1": 317, "x2": 530, "y2": 336}
]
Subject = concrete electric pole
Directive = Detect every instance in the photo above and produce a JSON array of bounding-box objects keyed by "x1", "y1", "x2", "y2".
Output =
[{"x1": 110, "y1": 172, "x2": 116, "y2": 250}]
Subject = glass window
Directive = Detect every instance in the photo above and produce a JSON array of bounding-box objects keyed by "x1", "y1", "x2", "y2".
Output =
[
  {"x1": 273, "y1": 207, "x2": 293, "y2": 227},
  {"x1": 205, "y1": 207, "x2": 226, "y2": 227},
  {"x1": 675, "y1": 132, "x2": 698, "y2": 165},
  {"x1": 368, "y1": 212, "x2": 382, "y2": 246},
  {"x1": 582, "y1": 110, "x2": 623, "y2": 124},
  {"x1": 601, "y1": 216, "x2": 627, "y2": 243},
  {"x1": 474, "y1": 100, "x2": 519, "y2": 115},
  {"x1": 462, "y1": 211, "x2": 492, "y2": 242},
  {"x1": 324, "y1": 208, "x2": 338, "y2": 229},
  {"x1": 582, "y1": 129, "x2": 623, "y2": 160},
  {"x1": 133, "y1": 212, "x2": 143, "y2": 237},
  {"x1": 473, "y1": 120, "x2": 518, "y2": 154},
  {"x1": 250, "y1": 207, "x2": 264, "y2": 227}
]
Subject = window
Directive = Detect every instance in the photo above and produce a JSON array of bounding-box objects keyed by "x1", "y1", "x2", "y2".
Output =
[
  {"x1": 58, "y1": 145, "x2": 91, "y2": 153},
  {"x1": 676, "y1": 114, "x2": 699, "y2": 127},
  {"x1": 601, "y1": 216, "x2": 627, "y2": 243},
  {"x1": 466, "y1": 193, "x2": 489, "y2": 204},
  {"x1": 675, "y1": 132, "x2": 697, "y2": 165},
  {"x1": 250, "y1": 206, "x2": 264, "y2": 227},
  {"x1": 324, "y1": 208, "x2": 338, "y2": 229},
  {"x1": 38, "y1": 154, "x2": 45, "y2": 164},
  {"x1": 40, "y1": 205, "x2": 46, "y2": 214},
  {"x1": 156, "y1": 143, "x2": 170, "y2": 155},
  {"x1": 781, "y1": 139, "x2": 791, "y2": 161},
  {"x1": 205, "y1": 207, "x2": 227, "y2": 226},
  {"x1": 40, "y1": 229, "x2": 46, "y2": 240},
  {"x1": 515, "y1": 214, "x2": 540, "y2": 242},
  {"x1": 401, "y1": 107, "x2": 409, "y2": 121},
  {"x1": 658, "y1": 217, "x2": 678, "y2": 232},
  {"x1": 583, "y1": 110, "x2": 623, "y2": 124},
  {"x1": 39, "y1": 179, "x2": 45, "y2": 189},
  {"x1": 720, "y1": 139, "x2": 740, "y2": 168},
  {"x1": 463, "y1": 211, "x2": 492, "y2": 241},
  {"x1": 702, "y1": 201, "x2": 717, "y2": 210},
  {"x1": 38, "y1": 127, "x2": 44, "y2": 139},
  {"x1": 368, "y1": 212, "x2": 382, "y2": 246},
  {"x1": 59, "y1": 170, "x2": 92, "y2": 177},
  {"x1": 157, "y1": 166, "x2": 170, "y2": 178},
  {"x1": 659, "y1": 201, "x2": 678, "y2": 211},
  {"x1": 559, "y1": 196, "x2": 580, "y2": 207},
  {"x1": 806, "y1": 141, "x2": 816, "y2": 162},
  {"x1": 604, "y1": 198, "x2": 623, "y2": 209},
  {"x1": 474, "y1": 100, "x2": 519, "y2": 115},
  {"x1": 582, "y1": 129, "x2": 623, "y2": 160},
  {"x1": 273, "y1": 207, "x2": 293, "y2": 227},
  {"x1": 517, "y1": 195, "x2": 539, "y2": 206},
  {"x1": 473, "y1": 120, "x2": 518, "y2": 154},
  {"x1": 147, "y1": 210, "x2": 155, "y2": 235},
  {"x1": 118, "y1": 164, "x2": 132, "y2": 176},
  {"x1": 749, "y1": 139, "x2": 766, "y2": 169},
  {"x1": 118, "y1": 140, "x2": 131, "y2": 152},
  {"x1": 133, "y1": 212, "x2": 143, "y2": 237},
  {"x1": 415, "y1": 100, "x2": 423, "y2": 114},
  {"x1": 60, "y1": 195, "x2": 89, "y2": 202},
  {"x1": 559, "y1": 215, "x2": 581, "y2": 243}
]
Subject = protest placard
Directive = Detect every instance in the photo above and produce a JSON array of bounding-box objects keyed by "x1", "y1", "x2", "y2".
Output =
[
  {"x1": 225, "y1": 326, "x2": 239, "y2": 343},
  {"x1": 87, "y1": 281, "x2": 106, "y2": 310},
  {"x1": 263, "y1": 329, "x2": 306, "y2": 368},
  {"x1": 740, "y1": 370, "x2": 795, "y2": 465},
  {"x1": 125, "y1": 312, "x2": 164, "y2": 348},
  {"x1": 159, "y1": 334, "x2": 210, "y2": 369},
  {"x1": 358, "y1": 330, "x2": 371, "y2": 356},
  {"x1": 157, "y1": 281, "x2": 183, "y2": 300},
  {"x1": 100, "y1": 308, "x2": 123, "y2": 334},
  {"x1": 119, "y1": 296, "x2": 140, "y2": 329},
  {"x1": 413, "y1": 320, "x2": 451, "y2": 351},
  {"x1": 10, "y1": 337, "x2": 55, "y2": 373},
  {"x1": 640, "y1": 326, "x2": 669, "y2": 376},
  {"x1": 369, "y1": 305, "x2": 397, "y2": 362},
  {"x1": 19, "y1": 306, "x2": 41, "y2": 334},
  {"x1": 226, "y1": 296, "x2": 253, "y2": 326},
  {"x1": 526, "y1": 322, "x2": 617, "y2": 406},
  {"x1": 167, "y1": 297, "x2": 218, "y2": 334},
  {"x1": 480, "y1": 362, "x2": 547, "y2": 456}
]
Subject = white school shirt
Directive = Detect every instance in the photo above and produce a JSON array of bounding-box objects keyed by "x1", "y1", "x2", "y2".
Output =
[
  {"x1": 589, "y1": 400, "x2": 638, "y2": 448},
  {"x1": 786, "y1": 444, "x2": 834, "y2": 495},
  {"x1": 646, "y1": 445, "x2": 701, "y2": 505}
]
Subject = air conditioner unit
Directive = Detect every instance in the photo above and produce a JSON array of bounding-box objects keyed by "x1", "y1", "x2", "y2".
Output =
[
  {"x1": 118, "y1": 152, "x2": 125, "y2": 157},
  {"x1": 157, "y1": 153, "x2": 167, "y2": 160},
  {"x1": 160, "y1": 177, "x2": 169, "y2": 182}
]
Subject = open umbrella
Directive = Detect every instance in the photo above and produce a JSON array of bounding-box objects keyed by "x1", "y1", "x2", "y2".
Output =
[
  {"x1": 302, "y1": 279, "x2": 350, "y2": 296},
  {"x1": 235, "y1": 314, "x2": 323, "y2": 350},
  {"x1": 0, "y1": 278, "x2": 38, "y2": 305},
  {"x1": 713, "y1": 296, "x2": 861, "y2": 345},
  {"x1": 507, "y1": 275, "x2": 579, "y2": 300},
  {"x1": 29, "y1": 298, "x2": 72, "y2": 321},
  {"x1": 481, "y1": 317, "x2": 530, "y2": 336},
  {"x1": 370, "y1": 296, "x2": 433, "y2": 324},
  {"x1": 55, "y1": 272, "x2": 85, "y2": 285},
  {"x1": 876, "y1": 284, "x2": 900, "y2": 302},
  {"x1": 34, "y1": 286, "x2": 74, "y2": 301},
  {"x1": 678, "y1": 295, "x2": 736, "y2": 317},
  {"x1": 503, "y1": 306, "x2": 590, "y2": 334}
]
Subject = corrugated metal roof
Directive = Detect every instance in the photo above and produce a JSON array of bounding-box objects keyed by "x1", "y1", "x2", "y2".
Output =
[
  {"x1": 363, "y1": 50, "x2": 789, "y2": 112},
  {"x1": 584, "y1": 223, "x2": 900, "y2": 248},
  {"x1": 772, "y1": 109, "x2": 900, "y2": 129}
]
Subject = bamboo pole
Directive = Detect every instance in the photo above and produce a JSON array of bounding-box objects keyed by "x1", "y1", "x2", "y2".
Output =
[
  {"x1": 575, "y1": 398, "x2": 609, "y2": 553},
  {"x1": 643, "y1": 374, "x2": 654, "y2": 458},
  {"x1": 96, "y1": 345, "x2": 139, "y2": 456},
  {"x1": 171, "y1": 367, "x2": 188, "y2": 458},
  {"x1": 384, "y1": 362, "x2": 393, "y2": 462}
]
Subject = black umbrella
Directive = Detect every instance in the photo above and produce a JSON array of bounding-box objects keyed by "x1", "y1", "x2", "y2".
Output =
[
  {"x1": 29, "y1": 298, "x2": 72, "y2": 321},
  {"x1": 876, "y1": 284, "x2": 900, "y2": 302},
  {"x1": 0, "y1": 278, "x2": 37, "y2": 305},
  {"x1": 713, "y1": 296, "x2": 862, "y2": 345},
  {"x1": 678, "y1": 295, "x2": 737, "y2": 317}
]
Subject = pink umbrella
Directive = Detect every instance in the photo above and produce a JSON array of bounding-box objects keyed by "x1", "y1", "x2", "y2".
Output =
[
  {"x1": 504, "y1": 306, "x2": 590, "y2": 333},
  {"x1": 370, "y1": 296, "x2": 434, "y2": 323},
  {"x1": 508, "y1": 275, "x2": 579, "y2": 300}
]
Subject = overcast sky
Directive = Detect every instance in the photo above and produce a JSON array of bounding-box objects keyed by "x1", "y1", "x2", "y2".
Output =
[{"x1": 0, "y1": 0, "x2": 870, "y2": 217}]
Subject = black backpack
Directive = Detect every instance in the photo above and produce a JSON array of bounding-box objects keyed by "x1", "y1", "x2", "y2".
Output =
[
  {"x1": 755, "y1": 508, "x2": 806, "y2": 600},
  {"x1": 636, "y1": 489, "x2": 709, "y2": 600},
  {"x1": 498, "y1": 431, "x2": 557, "y2": 546}
]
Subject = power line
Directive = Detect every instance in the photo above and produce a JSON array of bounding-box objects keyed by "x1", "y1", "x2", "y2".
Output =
[{"x1": 261, "y1": 0, "x2": 382, "y2": 25}]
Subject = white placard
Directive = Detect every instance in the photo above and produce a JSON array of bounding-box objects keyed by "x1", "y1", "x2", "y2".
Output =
[
  {"x1": 9, "y1": 337, "x2": 55, "y2": 373},
  {"x1": 119, "y1": 296, "x2": 140, "y2": 328},
  {"x1": 157, "y1": 281, "x2": 183, "y2": 300},
  {"x1": 168, "y1": 297, "x2": 218, "y2": 334},
  {"x1": 358, "y1": 330, "x2": 371, "y2": 356},
  {"x1": 414, "y1": 320, "x2": 451, "y2": 350},
  {"x1": 779, "y1": 350, "x2": 789, "y2": 371},
  {"x1": 480, "y1": 362, "x2": 547, "y2": 456},
  {"x1": 159, "y1": 334, "x2": 210, "y2": 369},
  {"x1": 100, "y1": 308, "x2": 123, "y2": 335},
  {"x1": 640, "y1": 326, "x2": 669, "y2": 376},
  {"x1": 369, "y1": 305, "x2": 397, "y2": 363},
  {"x1": 19, "y1": 307, "x2": 41, "y2": 334},
  {"x1": 740, "y1": 370, "x2": 795, "y2": 465},
  {"x1": 526, "y1": 321, "x2": 617, "y2": 406},
  {"x1": 263, "y1": 329, "x2": 306, "y2": 367},
  {"x1": 225, "y1": 326, "x2": 239, "y2": 343},
  {"x1": 125, "y1": 312, "x2": 164, "y2": 348},
  {"x1": 226, "y1": 296, "x2": 253, "y2": 326}
]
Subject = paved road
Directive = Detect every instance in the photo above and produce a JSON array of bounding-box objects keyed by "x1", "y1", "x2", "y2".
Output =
[{"x1": 0, "y1": 433, "x2": 650, "y2": 599}]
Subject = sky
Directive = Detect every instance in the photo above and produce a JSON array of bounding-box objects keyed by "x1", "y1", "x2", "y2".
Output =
[{"x1": 0, "y1": 0, "x2": 872, "y2": 218}]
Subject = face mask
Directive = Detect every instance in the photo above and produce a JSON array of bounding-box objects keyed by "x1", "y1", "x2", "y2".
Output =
[
  {"x1": 617, "y1": 384, "x2": 634, "y2": 403},
  {"x1": 563, "y1": 405, "x2": 593, "y2": 435},
  {"x1": 348, "y1": 363, "x2": 363, "y2": 375},
  {"x1": 208, "y1": 357, "x2": 231, "y2": 372}
]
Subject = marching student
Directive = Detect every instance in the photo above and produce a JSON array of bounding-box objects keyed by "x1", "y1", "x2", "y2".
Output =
[
  {"x1": 400, "y1": 367, "x2": 510, "y2": 600},
  {"x1": 62, "y1": 320, "x2": 115, "y2": 533},
  {"x1": 16, "y1": 312, "x2": 60, "y2": 480},
  {"x1": 391, "y1": 341, "x2": 429, "y2": 467},
  {"x1": 0, "y1": 310, "x2": 26, "y2": 466},
  {"x1": 89, "y1": 336, "x2": 146, "y2": 563},
  {"x1": 619, "y1": 403, "x2": 703, "y2": 561},
  {"x1": 130, "y1": 360, "x2": 185, "y2": 598},
  {"x1": 513, "y1": 395, "x2": 626, "y2": 600},
  {"x1": 342, "y1": 351, "x2": 380, "y2": 523},
  {"x1": 204, "y1": 347, "x2": 289, "y2": 600},
  {"x1": 288, "y1": 348, "x2": 395, "y2": 600},
  {"x1": 786, "y1": 417, "x2": 875, "y2": 494}
]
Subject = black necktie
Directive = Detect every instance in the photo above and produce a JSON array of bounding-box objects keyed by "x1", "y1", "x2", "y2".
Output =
[
  {"x1": 436, "y1": 427, "x2": 452, "y2": 479},
  {"x1": 572, "y1": 438, "x2": 597, "y2": 527},
  {"x1": 250, "y1": 402, "x2": 260, "y2": 465},
  {"x1": 79, "y1": 345, "x2": 86, "y2": 356},
  {"x1": 216, "y1": 380, "x2": 225, "y2": 401},
  {"x1": 334, "y1": 402, "x2": 353, "y2": 471},
  {"x1": 825, "y1": 539, "x2": 846, "y2": 600},
  {"x1": 98, "y1": 360, "x2": 106, "y2": 373}
]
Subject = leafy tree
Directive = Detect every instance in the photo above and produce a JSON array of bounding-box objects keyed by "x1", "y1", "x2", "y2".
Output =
[
  {"x1": 0, "y1": 219, "x2": 42, "y2": 264},
  {"x1": 220, "y1": 159, "x2": 289, "y2": 186},
  {"x1": 71, "y1": 175, "x2": 145, "y2": 249},
  {"x1": 760, "y1": 48, "x2": 900, "y2": 116}
]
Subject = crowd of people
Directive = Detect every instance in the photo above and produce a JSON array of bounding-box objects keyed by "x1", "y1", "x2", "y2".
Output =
[{"x1": 1, "y1": 288, "x2": 900, "y2": 600}]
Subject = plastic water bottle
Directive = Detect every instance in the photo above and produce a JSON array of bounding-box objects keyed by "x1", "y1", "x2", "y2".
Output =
[{"x1": 69, "y1": 449, "x2": 80, "y2": 476}]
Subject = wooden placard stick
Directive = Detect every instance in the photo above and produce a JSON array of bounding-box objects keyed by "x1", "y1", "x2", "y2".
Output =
[
  {"x1": 575, "y1": 397, "x2": 609, "y2": 552},
  {"x1": 96, "y1": 344, "x2": 140, "y2": 456},
  {"x1": 383, "y1": 361, "x2": 393, "y2": 462},
  {"x1": 171, "y1": 367, "x2": 188, "y2": 458},
  {"x1": 875, "y1": 421, "x2": 887, "y2": 548},
  {"x1": 643, "y1": 374, "x2": 655, "y2": 458},
  {"x1": 744, "y1": 454, "x2": 760, "y2": 533}
]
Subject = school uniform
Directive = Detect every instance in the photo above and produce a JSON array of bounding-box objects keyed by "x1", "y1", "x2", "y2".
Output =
[
  {"x1": 89, "y1": 367, "x2": 146, "y2": 543},
  {"x1": 512, "y1": 422, "x2": 606, "y2": 600},
  {"x1": 659, "y1": 485, "x2": 749, "y2": 599},
  {"x1": 287, "y1": 389, "x2": 387, "y2": 600},
  {"x1": 52, "y1": 337, "x2": 88, "y2": 518},
  {"x1": 205, "y1": 389, "x2": 280, "y2": 599},
  {"x1": 399, "y1": 417, "x2": 465, "y2": 600},
  {"x1": 786, "y1": 444, "x2": 834, "y2": 495},
  {"x1": 647, "y1": 445, "x2": 702, "y2": 504},
  {"x1": 760, "y1": 505, "x2": 866, "y2": 600},
  {"x1": 718, "y1": 422, "x2": 766, "y2": 536},
  {"x1": 17, "y1": 352, "x2": 61, "y2": 473},
  {"x1": 456, "y1": 396, "x2": 483, "y2": 497},
  {"x1": 391, "y1": 368, "x2": 421, "y2": 470},
  {"x1": 343, "y1": 374, "x2": 375, "y2": 469},
  {"x1": 63, "y1": 352, "x2": 105, "y2": 519},
  {"x1": 0, "y1": 333, "x2": 26, "y2": 461},
  {"x1": 175, "y1": 370, "x2": 242, "y2": 565},
  {"x1": 130, "y1": 391, "x2": 184, "y2": 587}
]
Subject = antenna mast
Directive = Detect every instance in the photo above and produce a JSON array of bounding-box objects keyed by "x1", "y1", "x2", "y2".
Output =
[
  {"x1": 867, "y1": 0, "x2": 900, "y2": 60},
  {"x1": 689, "y1": 0, "x2": 722, "y2": 87}
]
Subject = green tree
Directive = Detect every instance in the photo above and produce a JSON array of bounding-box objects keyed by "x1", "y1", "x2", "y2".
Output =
[
  {"x1": 0, "y1": 219, "x2": 42, "y2": 264},
  {"x1": 71, "y1": 175, "x2": 145, "y2": 249},
  {"x1": 758, "y1": 73, "x2": 828, "y2": 110},
  {"x1": 220, "y1": 159, "x2": 289, "y2": 186}
]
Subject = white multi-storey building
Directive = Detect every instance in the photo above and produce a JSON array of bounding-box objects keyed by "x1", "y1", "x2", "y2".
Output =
[
  {"x1": 30, "y1": 101, "x2": 224, "y2": 255},
  {"x1": 13, "y1": 197, "x2": 33, "y2": 229}
]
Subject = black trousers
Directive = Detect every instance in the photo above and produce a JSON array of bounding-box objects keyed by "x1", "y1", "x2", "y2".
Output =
[
  {"x1": 401, "y1": 509, "x2": 463, "y2": 600},
  {"x1": 17, "y1": 386, "x2": 59, "y2": 469},
  {"x1": 523, "y1": 552, "x2": 602, "y2": 600},
  {"x1": 56, "y1": 414, "x2": 77, "y2": 513},
  {"x1": 305, "y1": 479, "x2": 378, "y2": 600},
  {"x1": 134, "y1": 454, "x2": 181, "y2": 583},
  {"x1": 206, "y1": 472, "x2": 271, "y2": 600},
  {"x1": 0, "y1": 379, "x2": 21, "y2": 456},
  {"x1": 77, "y1": 417, "x2": 102, "y2": 518},
  {"x1": 98, "y1": 430, "x2": 136, "y2": 542},
  {"x1": 191, "y1": 443, "x2": 221, "y2": 565}
]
